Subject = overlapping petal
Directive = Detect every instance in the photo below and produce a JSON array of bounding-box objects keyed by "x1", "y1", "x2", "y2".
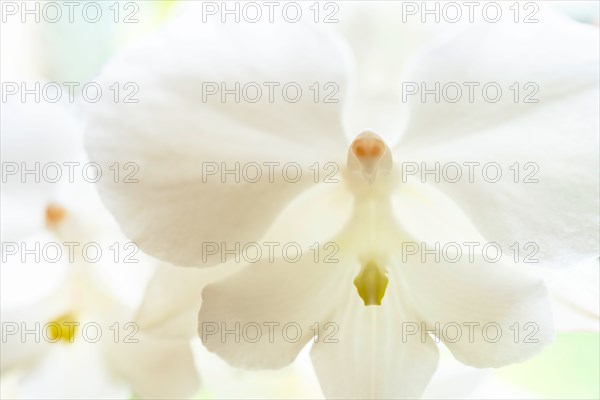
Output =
[
  {"x1": 198, "y1": 247, "x2": 352, "y2": 369},
  {"x1": 396, "y1": 12, "x2": 600, "y2": 268},
  {"x1": 85, "y1": 16, "x2": 353, "y2": 267},
  {"x1": 134, "y1": 264, "x2": 231, "y2": 338},
  {"x1": 397, "y1": 256, "x2": 554, "y2": 368}
]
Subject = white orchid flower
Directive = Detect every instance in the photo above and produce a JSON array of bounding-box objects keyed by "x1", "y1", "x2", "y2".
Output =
[
  {"x1": 83, "y1": 5, "x2": 599, "y2": 399},
  {"x1": 1, "y1": 98, "x2": 200, "y2": 399}
]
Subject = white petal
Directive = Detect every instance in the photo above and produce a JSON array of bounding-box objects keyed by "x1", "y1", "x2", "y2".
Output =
[
  {"x1": 135, "y1": 264, "x2": 230, "y2": 338},
  {"x1": 397, "y1": 256, "x2": 554, "y2": 368},
  {"x1": 198, "y1": 248, "x2": 350, "y2": 369},
  {"x1": 398, "y1": 10, "x2": 598, "y2": 147},
  {"x1": 261, "y1": 181, "x2": 354, "y2": 250},
  {"x1": 391, "y1": 178, "x2": 484, "y2": 245},
  {"x1": 334, "y1": 2, "x2": 446, "y2": 144},
  {"x1": 106, "y1": 333, "x2": 200, "y2": 399},
  {"x1": 310, "y1": 277, "x2": 439, "y2": 399},
  {"x1": 85, "y1": 16, "x2": 353, "y2": 267},
  {"x1": 395, "y1": 12, "x2": 599, "y2": 268},
  {"x1": 19, "y1": 341, "x2": 129, "y2": 400}
]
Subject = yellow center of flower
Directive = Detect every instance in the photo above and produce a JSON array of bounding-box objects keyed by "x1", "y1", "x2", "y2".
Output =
[
  {"x1": 46, "y1": 313, "x2": 78, "y2": 343},
  {"x1": 354, "y1": 261, "x2": 389, "y2": 306},
  {"x1": 45, "y1": 204, "x2": 67, "y2": 228}
]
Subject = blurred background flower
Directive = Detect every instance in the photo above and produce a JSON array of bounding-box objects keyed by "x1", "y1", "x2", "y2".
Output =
[{"x1": 1, "y1": 90, "x2": 203, "y2": 399}]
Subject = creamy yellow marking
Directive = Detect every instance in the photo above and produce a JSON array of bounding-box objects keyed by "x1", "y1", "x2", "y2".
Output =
[
  {"x1": 353, "y1": 261, "x2": 389, "y2": 306},
  {"x1": 46, "y1": 313, "x2": 78, "y2": 343}
]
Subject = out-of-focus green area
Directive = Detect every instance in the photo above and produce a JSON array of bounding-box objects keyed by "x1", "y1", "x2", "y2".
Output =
[{"x1": 498, "y1": 333, "x2": 600, "y2": 399}]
